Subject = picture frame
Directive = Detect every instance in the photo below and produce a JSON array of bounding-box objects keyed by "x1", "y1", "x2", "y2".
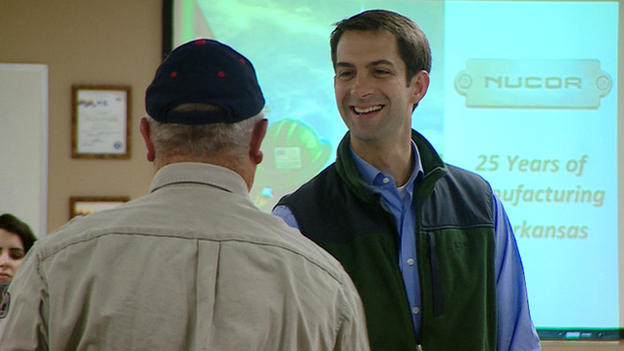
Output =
[
  {"x1": 71, "y1": 85, "x2": 132, "y2": 159},
  {"x1": 69, "y1": 196, "x2": 130, "y2": 219}
]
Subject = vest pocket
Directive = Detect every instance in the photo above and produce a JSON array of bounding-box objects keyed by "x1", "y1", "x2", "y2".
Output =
[{"x1": 427, "y1": 231, "x2": 443, "y2": 317}]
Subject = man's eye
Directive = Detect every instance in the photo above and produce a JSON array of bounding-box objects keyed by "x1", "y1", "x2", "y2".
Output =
[
  {"x1": 337, "y1": 71, "x2": 354, "y2": 78},
  {"x1": 374, "y1": 69, "x2": 390, "y2": 75}
]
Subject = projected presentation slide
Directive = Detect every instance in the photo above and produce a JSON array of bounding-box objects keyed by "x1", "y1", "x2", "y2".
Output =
[
  {"x1": 443, "y1": 2, "x2": 618, "y2": 336},
  {"x1": 169, "y1": 0, "x2": 620, "y2": 338}
]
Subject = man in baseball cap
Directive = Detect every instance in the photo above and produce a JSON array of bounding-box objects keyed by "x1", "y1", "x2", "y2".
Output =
[{"x1": 0, "y1": 39, "x2": 370, "y2": 351}]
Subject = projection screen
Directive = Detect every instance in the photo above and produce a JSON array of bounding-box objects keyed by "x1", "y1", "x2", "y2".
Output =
[{"x1": 164, "y1": 0, "x2": 622, "y2": 340}]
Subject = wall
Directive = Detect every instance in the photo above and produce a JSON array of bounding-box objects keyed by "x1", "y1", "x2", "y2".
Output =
[
  {"x1": 0, "y1": 0, "x2": 158, "y2": 233},
  {"x1": 0, "y1": 1, "x2": 621, "y2": 350}
]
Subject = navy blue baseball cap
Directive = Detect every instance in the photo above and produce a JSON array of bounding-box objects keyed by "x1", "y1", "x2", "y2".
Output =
[{"x1": 145, "y1": 39, "x2": 265, "y2": 124}]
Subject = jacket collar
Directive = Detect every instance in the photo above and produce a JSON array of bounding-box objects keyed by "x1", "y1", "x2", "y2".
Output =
[{"x1": 335, "y1": 130, "x2": 447, "y2": 202}]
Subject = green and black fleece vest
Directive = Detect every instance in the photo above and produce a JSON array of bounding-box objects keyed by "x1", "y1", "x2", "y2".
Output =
[{"x1": 277, "y1": 130, "x2": 497, "y2": 351}]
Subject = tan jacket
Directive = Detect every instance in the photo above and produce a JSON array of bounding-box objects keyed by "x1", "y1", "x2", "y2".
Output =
[{"x1": 0, "y1": 163, "x2": 369, "y2": 351}]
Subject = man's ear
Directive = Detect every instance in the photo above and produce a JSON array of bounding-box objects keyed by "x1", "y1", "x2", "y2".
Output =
[
  {"x1": 410, "y1": 70, "x2": 430, "y2": 105},
  {"x1": 249, "y1": 118, "x2": 268, "y2": 165},
  {"x1": 139, "y1": 117, "x2": 156, "y2": 162}
]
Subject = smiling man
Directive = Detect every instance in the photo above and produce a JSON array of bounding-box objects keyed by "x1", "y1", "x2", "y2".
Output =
[{"x1": 274, "y1": 9, "x2": 541, "y2": 351}]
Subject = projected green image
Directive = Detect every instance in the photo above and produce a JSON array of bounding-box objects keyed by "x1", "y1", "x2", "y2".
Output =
[
  {"x1": 171, "y1": 0, "x2": 446, "y2": 211},
  {"x1": 252, "y1": 119, "x2": 332, "y2": 211}
]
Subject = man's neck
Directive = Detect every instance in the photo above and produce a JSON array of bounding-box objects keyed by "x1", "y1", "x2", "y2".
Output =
[{"x1": 350, "y1": 137, "x2": 414, "y2": 187}]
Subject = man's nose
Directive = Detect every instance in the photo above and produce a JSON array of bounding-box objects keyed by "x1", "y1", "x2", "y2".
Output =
[{"x1": 352, "y1": 74, "x2": 373, "y2": 99}]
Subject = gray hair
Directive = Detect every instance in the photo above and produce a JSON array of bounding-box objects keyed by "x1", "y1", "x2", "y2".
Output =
[{"x1": 146, "y1": 104, "x2": 263, "y2": 160}]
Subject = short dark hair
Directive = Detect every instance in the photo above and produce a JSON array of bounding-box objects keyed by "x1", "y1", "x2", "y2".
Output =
[
  {"x1": 330, "y1": 9, "x2": 432, "y2": 83},
  {"x1": 0, "y1": 214, "x2": 37, "y2": 253}
]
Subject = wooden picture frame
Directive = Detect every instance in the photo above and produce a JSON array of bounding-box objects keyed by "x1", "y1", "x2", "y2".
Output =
[
  {"x1": 71, "y1": 85, "x2": 132, "y2": 159},
  {"x1": 69, "y1": 196, "x2": 130, "y2": 219}
]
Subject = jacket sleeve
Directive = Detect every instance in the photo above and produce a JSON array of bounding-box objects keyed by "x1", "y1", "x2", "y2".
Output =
[
  {"x1": 0, "y1": 246, "x2": 49, "y2": 351},
  {"x1": 274, "y1": 205, "x2": 371, "y2": 351},
  {"x1": 333, "y1": 273, "x2": 371, "y2": 351},
  {"x1": 493, "y1": 194, "x2": 542, "y2": 351}
]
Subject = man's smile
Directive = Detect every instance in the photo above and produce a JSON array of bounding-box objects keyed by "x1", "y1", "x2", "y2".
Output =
[{"x1": 351, "y1": 105, "x2": 384, "y2": 115}]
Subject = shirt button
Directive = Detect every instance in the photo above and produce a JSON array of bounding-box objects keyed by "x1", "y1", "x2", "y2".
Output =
[
  {"x1": 383, "y1": 177, "x2": 390, "y2": 184},
  {"x1": 407, "y1": 258, "x2": 414, "y2": 265},
  {"x1": 412, "y1": 306, "x2": 420, "y2": 315}
]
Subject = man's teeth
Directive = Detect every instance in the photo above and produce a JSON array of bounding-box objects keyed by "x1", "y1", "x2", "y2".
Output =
[{"x1": 354, "y1": 105, "x2": 382, "y2": 114}]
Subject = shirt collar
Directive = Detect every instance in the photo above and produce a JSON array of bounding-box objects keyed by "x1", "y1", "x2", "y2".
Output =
[
  {"x1": 149, "y1": 162, "x2": 249, "y2": 196},
  {"x1": 350, "y1": 141, "x2": 424, "y2": 189}
]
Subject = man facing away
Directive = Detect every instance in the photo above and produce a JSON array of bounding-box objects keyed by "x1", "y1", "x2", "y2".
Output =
[
  {"x1": 0, "y1": 39, "x2": 370, "y2": 351},
  {"x1": 273, "y1": 10, "x2": 541, "y2": 351}
]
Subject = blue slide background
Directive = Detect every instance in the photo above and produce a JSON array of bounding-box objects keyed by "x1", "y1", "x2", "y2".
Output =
[{"x1": 443, "y1": 1, "x2": 618, "y2": 329}]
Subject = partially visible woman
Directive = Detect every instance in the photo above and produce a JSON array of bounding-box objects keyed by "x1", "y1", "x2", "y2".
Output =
[{"x1": 0, "y1": 214, "x2": 37, "y2": 283}]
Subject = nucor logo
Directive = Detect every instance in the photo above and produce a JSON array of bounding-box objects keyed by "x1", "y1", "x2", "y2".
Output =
[
  {"x1": 455, "y1": 59, "x2": 612, "y2": 108},
  {"x1": 484, "y1": 76, "x2": 581, "y2": 89}
]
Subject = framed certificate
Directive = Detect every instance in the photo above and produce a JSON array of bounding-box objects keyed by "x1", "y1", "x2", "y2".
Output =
[
  {"x1": 72, "y1": 85, "x2": 132, "y2": 159},
  {"x1": 69, "y1": 196, "x2": 130, "y2": 219}
]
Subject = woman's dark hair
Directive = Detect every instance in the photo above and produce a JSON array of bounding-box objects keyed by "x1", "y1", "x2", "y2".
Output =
[{"x1": 0, "y1": 214, "x2": 37, "y2": 253}]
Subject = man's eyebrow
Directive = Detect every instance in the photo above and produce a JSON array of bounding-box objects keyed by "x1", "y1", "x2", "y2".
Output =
[
  {"x1": 335, "y1": 62, "x2": 355, "y2": 69},
  {"x1": 335, "y1": 60, "x2": 396, "y2": 70},
  {"x1": 367, "y1": 59, "x2": 395, "y2": 68}
]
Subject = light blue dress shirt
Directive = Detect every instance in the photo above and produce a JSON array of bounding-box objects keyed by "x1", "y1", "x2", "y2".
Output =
[
  {"x1": 348, "y1": 143, "x2": 423, "y2": 334},
  {"x1": 273, "y1": 142, "x2": 541, "y2": 351}
]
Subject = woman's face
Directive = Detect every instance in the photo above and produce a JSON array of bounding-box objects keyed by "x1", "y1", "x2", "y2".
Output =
[{"x1": 0, "y1": 229, "x2": 26, "y2": 283}]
